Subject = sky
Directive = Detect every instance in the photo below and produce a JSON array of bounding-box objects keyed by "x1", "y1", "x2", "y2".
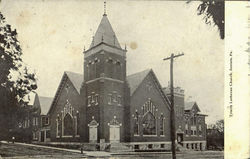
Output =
[{"x1": 0, "y1": 0, "x2": 224, "y2": 124}]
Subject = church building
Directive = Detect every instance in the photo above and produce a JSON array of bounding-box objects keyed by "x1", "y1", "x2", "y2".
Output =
[{"x1": 43, "y1": 11, "x2": 207, "y2": 151}]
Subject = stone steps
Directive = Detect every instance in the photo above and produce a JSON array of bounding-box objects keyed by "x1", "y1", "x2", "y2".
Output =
[{"x1": 109, "y1": 143, "x2": 132, "y2": 152}]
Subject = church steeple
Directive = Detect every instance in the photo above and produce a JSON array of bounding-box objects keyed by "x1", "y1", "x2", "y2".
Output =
[{"x1": 89, "y1": 12, "x2": 121, "y2": 49}]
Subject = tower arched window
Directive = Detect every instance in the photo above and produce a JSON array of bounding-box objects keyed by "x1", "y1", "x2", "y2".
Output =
[{"x1": 107, "y1": 58, "x2": 113, "y2": 78}]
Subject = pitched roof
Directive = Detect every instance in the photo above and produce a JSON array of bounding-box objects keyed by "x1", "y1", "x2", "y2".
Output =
[
  {"x1": 65, "y1": 71, "x2": 83, "y2": 94},
  {"x1": 185, "y1": 101, "x2": 201, "y2": 112},
  {"x1": 89, "y1": 15, "x2": 121, "y2": 49},
  {"x1": 39, "y1": 96, "x2": 53, "y2": 115},
  {"x1": 127, "y1": 69, "x2": 151, "y2": 95},
  {"x1": 185, "y1": 101, "x2": 195, "y2": 110}
]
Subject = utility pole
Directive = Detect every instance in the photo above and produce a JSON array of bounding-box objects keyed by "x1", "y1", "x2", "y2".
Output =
[{"x1": 163, "y1": 53, "x2": 184, "y2": 159}]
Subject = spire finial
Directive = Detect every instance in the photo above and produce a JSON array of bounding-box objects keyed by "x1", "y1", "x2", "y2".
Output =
[{"x1": 103, "y1": 0, "x2": 107, "y2": 16}]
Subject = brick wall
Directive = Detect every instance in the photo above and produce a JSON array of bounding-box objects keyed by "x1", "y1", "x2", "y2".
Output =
[
  {"x1": 129, "y1": 72, "x2": 171, "y2": 142},
  {"x1": 49, "y1": 74, "x2": 82, "y2": 142}
]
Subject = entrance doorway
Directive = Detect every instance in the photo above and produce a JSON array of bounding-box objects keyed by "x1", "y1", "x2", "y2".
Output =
[
  {"x1": 108, "y1": 116, "x2": 121, "y2": 143},
  {"x1": 109, "y1": 125, "x2": 120, "y2": 143},
  {"x1": 88, "y1": 116, "x2": 99, "y2": 143}
]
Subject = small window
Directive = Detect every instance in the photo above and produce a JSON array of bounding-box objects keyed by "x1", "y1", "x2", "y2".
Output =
[
  {"x1": 148, "y1": 144, "x2": 153, "y2": 149},
  {"x1": 33, "y1": 118, "x2": 36, "y2": 126},
  {"x1": 116, "y1": 61, "x2": 121, "y2": 65},
  {"x1": 117, "y1": 95, "x2": 121, "y2": 105},
  {"x1": 194, "y1": 117, "x2": 197, "y2": 125},
  {"x1": 46, "y1": 130, "x2": 50, "y2": 138},
  {"x1": 134, "y1": 145, "x2": 139, "y2": 150},
  {"x1": 113, "y1": 93, "x2": 117, "y2": 102},
  {"x1": 91, "y1": 93, "x2": 95, "y2": 103},
  {"x1": 45, "y1": 117, "x2": 49, "y2": 125},
  {"x1": 95, "y1": 94, "x2": 99, "y2": 105},
  {"x1": 87, "y1": 96, "x2": 91, "y2": 106},
  {"x1": 160, "y1": 144, "x2": 165, "y2": 148}
]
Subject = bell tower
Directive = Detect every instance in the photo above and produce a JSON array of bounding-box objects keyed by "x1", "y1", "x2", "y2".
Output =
[{"x1": 82, "y1": 12, "x2": 130, "y2": 143}]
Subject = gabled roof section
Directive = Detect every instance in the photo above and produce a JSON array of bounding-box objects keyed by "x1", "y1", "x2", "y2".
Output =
[
  {"x1": 39, "y1": 96, "x2": 53, "y2": 115},
  {"x1": 65, "y1": 71, "x2": 83, "y2": 94},
  {"x1": 127, "y1": 69, "x2": 171, "y2": 110},
  {"x1": 48, "y1": 71, "x2": 83, "y2": 115},
  {"x1": 127, "y1": 69, "x2": 151, "y2": 95},
  {"x1": 185, "y1": 101, "x2": 201, "y2": 112},
  {"x1": 89, "y1": 15, "x2": 121, "y2": 49}
]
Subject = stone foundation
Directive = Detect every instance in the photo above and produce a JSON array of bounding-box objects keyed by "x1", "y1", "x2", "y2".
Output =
[{"x1": 182, "y1": 141, "x2": 206, "y2": 151}]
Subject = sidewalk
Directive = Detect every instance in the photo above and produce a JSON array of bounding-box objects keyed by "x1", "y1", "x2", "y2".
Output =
[{"x1": 0, "y1": 141, "x2": 111, "y2": 157}]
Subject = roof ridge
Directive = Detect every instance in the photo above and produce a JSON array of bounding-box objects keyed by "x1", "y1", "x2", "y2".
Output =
[
  {"x1": 127, "y1": 68, "x2": 151, "y2": 77},
  {"x1": 65, "y1": 71, "x2": 83, "y2": 94}
]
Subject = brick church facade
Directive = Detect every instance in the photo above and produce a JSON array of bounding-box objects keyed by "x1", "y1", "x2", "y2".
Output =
[{"x1": 37, "y1": 13, "x2": 207, "y2": 151}]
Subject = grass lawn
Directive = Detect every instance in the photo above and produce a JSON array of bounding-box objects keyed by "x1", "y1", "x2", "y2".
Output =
[
  {"x1": 0, "y1": 142, "x2": 223, "y2": 159},
  {"x1": 0, "y1": 142, "x2": 83, "y2": 158}
]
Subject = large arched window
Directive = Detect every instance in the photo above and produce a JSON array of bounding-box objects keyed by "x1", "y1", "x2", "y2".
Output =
[
  {"x1": 142, "y1": 112, "x2": 156, "y2": 135},
  {"x1": 64, "y1": 113, "x2": 74, "y2": 136}
]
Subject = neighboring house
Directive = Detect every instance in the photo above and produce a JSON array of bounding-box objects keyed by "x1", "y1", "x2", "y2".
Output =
[
  {"x1": 183, "y1": 102, "x2": 207, "y2": 150},
  {"x1": 163, "y1": 87, "x2": 207, "y2": 151},
  {"x1": 16, "y1": 92, "x2": 41, "y2": 142},
  {"x1": 38, "y1": 96, "x2": 53, "y2": 142},
  {"x1": 23, "y1": 93, "x2": 53, "y2": 143}
]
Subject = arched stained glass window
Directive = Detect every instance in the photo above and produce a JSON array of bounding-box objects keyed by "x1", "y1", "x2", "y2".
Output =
[
  {"x1": 64, "y1": 113, "x2": 74, "y2": 136},
  {"x1": 142, "y1": 112, "x2": 156, "y2": 135}
]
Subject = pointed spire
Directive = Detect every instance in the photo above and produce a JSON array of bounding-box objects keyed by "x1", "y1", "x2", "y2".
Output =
[
  {"x1": 88, "y1": 15, "x2": 122, "y2": 49},
  {"x1": 103, "y1": 0, "x2": 107, "y2": 16},
  {"x1": 125, "y1": 44, "x2": 127, "y2": 50}
]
